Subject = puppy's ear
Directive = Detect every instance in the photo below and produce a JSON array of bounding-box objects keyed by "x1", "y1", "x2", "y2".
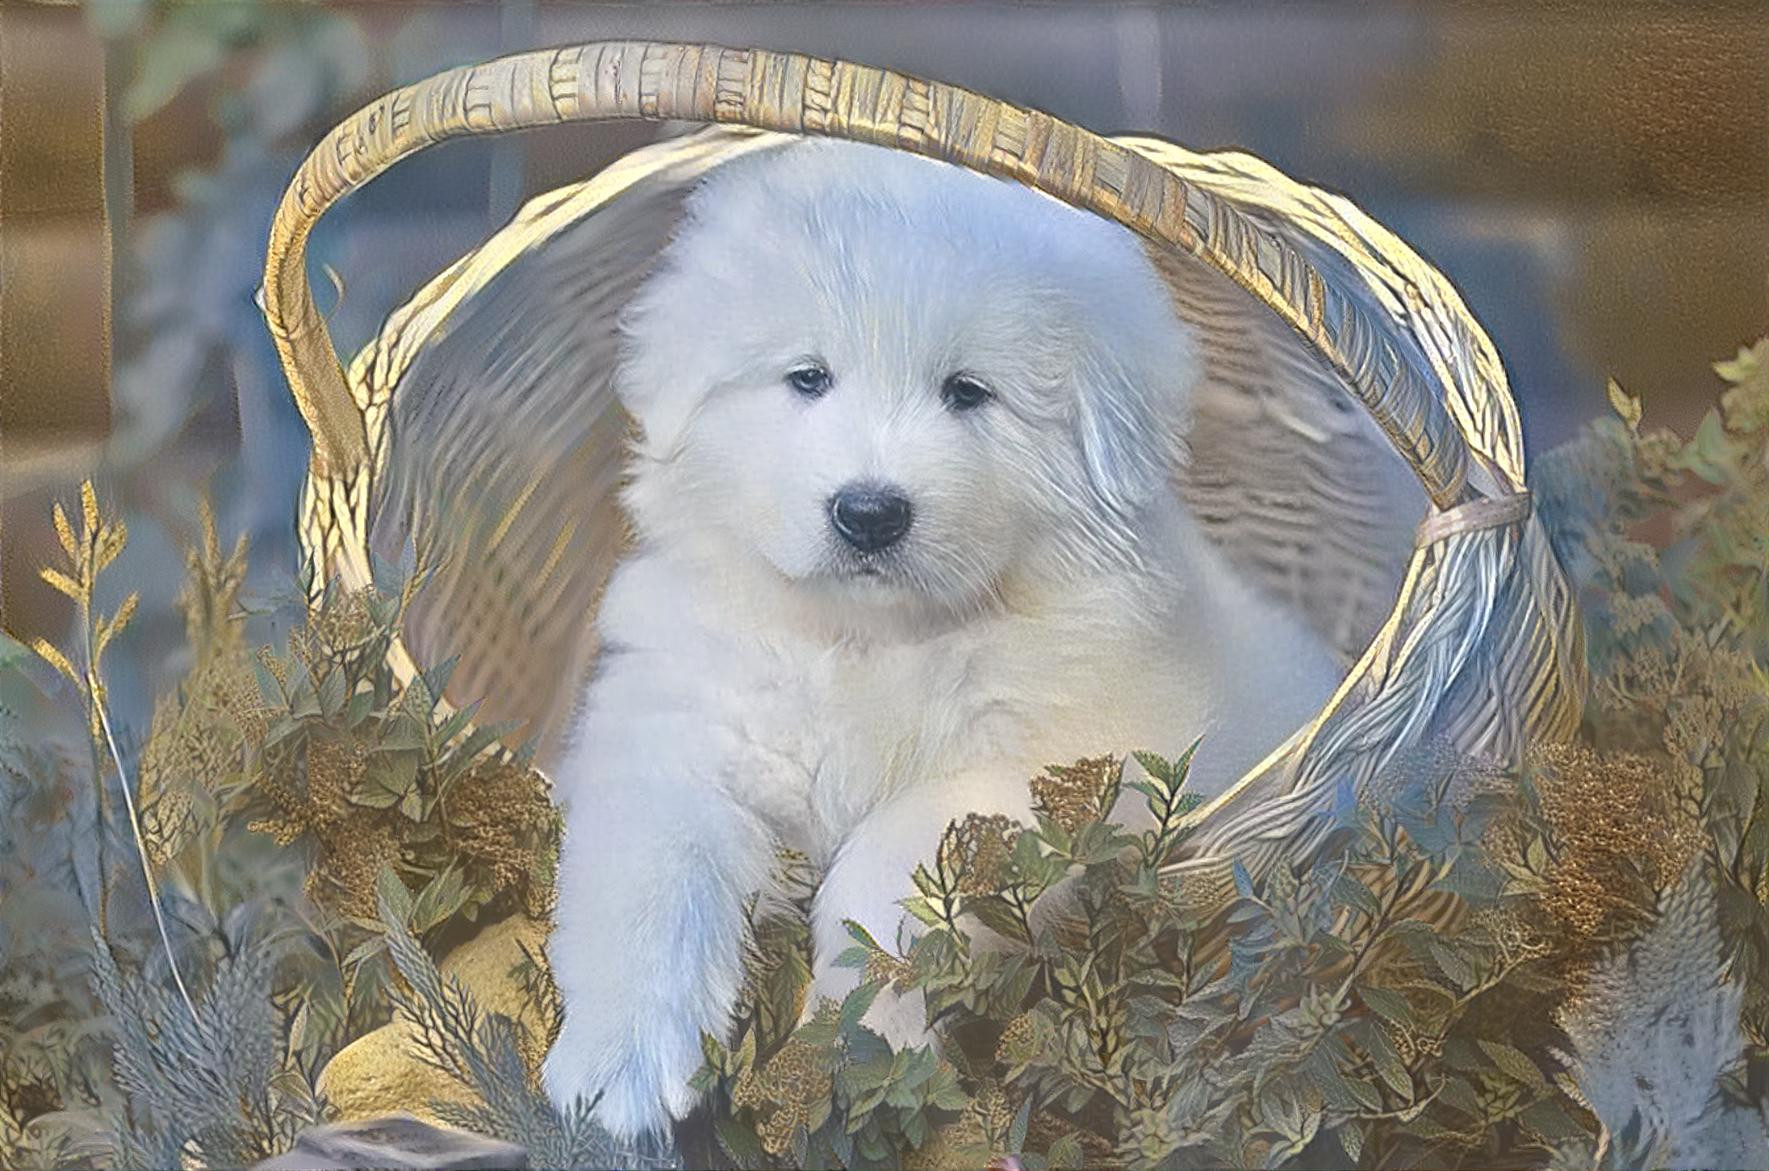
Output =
[
  {"x1": 616, "y1": 159, "x2": 789, "y2": 459},
  {"x1": 1073, "y1": 347, "x2": 1188, "y2": 519},
  {"x1": 613, "y1": 267, "x2": 712, "y2": 460}
]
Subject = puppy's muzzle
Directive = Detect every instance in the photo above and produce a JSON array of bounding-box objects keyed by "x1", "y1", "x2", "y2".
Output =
[{"x1": 828, "y1": 484, "x2": 913, "y2": 554}]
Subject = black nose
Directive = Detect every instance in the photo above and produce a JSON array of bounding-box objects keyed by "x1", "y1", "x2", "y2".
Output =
[{"x1": 828, "y1": 484, "x2": 913, "y2": 553}]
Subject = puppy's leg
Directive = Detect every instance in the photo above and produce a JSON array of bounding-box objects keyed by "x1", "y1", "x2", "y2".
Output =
[
  {"x1": 542, "y1": 704, "x2": 775, "y2": 1141},
  {"x1": 809, "y1": 770, "x2": 1035, "y2": 1048}
]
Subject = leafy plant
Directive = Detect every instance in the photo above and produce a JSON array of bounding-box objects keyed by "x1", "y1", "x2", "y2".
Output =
[
  {"x1": 1, "y1": 482, "x2": 557, "y2": 1166},
  {"x1": 690, "y1": 744, "x2": 1588, "y2": 1170}
]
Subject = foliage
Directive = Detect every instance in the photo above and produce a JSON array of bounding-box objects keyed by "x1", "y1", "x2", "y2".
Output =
[
  {"x1": 89, "y1": 922, "x2": 325, "y2": 1170},
  {"x1": 0, "y1": 682, "x2": 109, "y2": 1168},
  {"x1": 690, "y1": 747, "x2": 1581, "y2": 1170},
  {"x1": 0, "y1": 485, "x2": 556, "y2": 1167},
  {"x1": 1530, "y1": 340, "x2": 1769, "y2": 1166},
  {"x1": 1537, "y1": 342, "x2": 1769, "y2": 1036},
  {"x1": 236, "y1": 561, "x2": 559, "y2": 936}
]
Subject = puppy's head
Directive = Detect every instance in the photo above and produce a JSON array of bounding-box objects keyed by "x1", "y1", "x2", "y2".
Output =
[{"x1": 618, "y1": 139, "x2": 1198, "y2": 618}]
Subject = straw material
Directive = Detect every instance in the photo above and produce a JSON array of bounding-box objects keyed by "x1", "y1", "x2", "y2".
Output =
[{"x1": 263, "y1": 42, "x2": 1585, "y2": 916}]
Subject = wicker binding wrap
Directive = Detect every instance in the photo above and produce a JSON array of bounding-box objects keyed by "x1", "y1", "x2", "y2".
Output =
[{"x1": 262, "y1": 42, "x2": 1586, "y2": 922}]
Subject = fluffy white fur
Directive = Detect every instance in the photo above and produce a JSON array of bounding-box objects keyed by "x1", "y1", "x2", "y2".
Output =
[{"x1": 541, "y1": 139, "x2": 1340, "y2": 1139}]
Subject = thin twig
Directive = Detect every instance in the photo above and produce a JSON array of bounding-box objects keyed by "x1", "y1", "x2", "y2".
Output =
[{"x1": 87, "y1": 620, "x2": 200, "y2": 1023}]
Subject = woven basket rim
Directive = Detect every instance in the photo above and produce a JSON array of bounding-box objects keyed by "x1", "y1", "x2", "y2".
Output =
[{"x1": 264, "y1": 42, "x2": 1530, "y2": 504}]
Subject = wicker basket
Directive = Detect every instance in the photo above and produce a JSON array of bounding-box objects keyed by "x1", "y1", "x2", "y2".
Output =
[{"x1": 263, "y1": 43, "x2": 1585, "y2": 937}]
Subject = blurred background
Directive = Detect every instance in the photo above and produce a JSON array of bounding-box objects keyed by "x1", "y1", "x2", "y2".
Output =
[{"x1": 1, "y1": 0, "x2": 1766, "y2": 732}]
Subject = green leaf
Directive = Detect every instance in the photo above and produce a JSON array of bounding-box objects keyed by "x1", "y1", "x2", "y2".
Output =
[
  {"x1": 410, "y1": 868, "x2": 468, "y2": 934},
  {"x1": 1520, "y1": 1096, "x2": 1587, "y2": 1144},
  {"x1": 925, "y1": 1063, "x2": 968, "y2": 1111},
  {"x1": 1008, "y1": 1094, "x2": 1032, "y2": 1152},
  {"x1": 713, "y1": 1116, "x2": 767, "y2": 1171},
  {"x1": 900, "y1": 895, "x2": 945, "y2": 928},
  {"x1": 345, "y1": 687, "x2": 375, "y2": 727},
  {"x1": 1332, "y1": 872, "x2": 1382, "y2": 918},
  {"x1": 1359, "y1": 985, "x2": 1416, "y2": 1029},
  {"x1": 700, "y1": 1030, "x2": 728, "y2": 1073},
  {"x1": 1524, "y1": 834, "x2": 1550, "y2": 876},
  {"x1": 352, "y1": 749, "x2": 420, "y2": 809},
  {"x1": 374, "y1": 868, "x2": 413, "y2": 927},
  {"x1": 732, "y1": 1023, "x2": 757, "y2": 1077},
  {"x1": 317, "y1": 667, "x2": 347, "y2": 719},
  {"x1": 1478, "y1": 1040, "x2": 1547, "y2": 1090},
  {"x1": 1336, "y1": 1121, "x2": 1364, "y2": 1164},
  {"x1": 341, "y1": 937, "x2": 387, "y2": 971},
  {"x1": 1128, "y1": 967, "x2": 1186, "y2": 990},
  {"x1": 285, "y1": 662, "x2": 318, "y2": 717},
  {"x1": 839, "y1": 981, "x2": 882, "y2": 1035},
  {"x1": 1428, "y1": 940, "x2": 1477, "y2": 990},
  {"x1": 1363, "y1": 1021, "x2": 1413, "y2": 1101},
  {"x1": 433, "y1": 703, "x2": 479, "y2": 748},
  {"x1": 1436, "y1": 1075, "x2": 1482, "y2": 1119},
  {"x1": 966, "y1": 894, "x2": 1031, "y2": 942},
  {"x1": 253, "y1": 657, "x2": 285, "y2": 706},
  {"x1": 417, "y1": 656, "x2": 460, "y2": 711},
  {"x1": 844, "y1": 919, "x2": 887, "y2": 952},
  {"x1": 437, "y1": 722, "x2": 516, "y2": 783},
  {"x1": 839, "y1": 1053, "x2": 896, "y2": 1108},
  {"x1": 1131, "y1": 750, "x2": 1171, "y2": 784},
  {"x1": 1171, "y1": 736, "x2": 1202, "y2": 782},
  {"x1": 1045, "y1": 1131, "x2": 1086, "y2": 1170},
  {"x1": 379, "y1": 712, "x2": 429, "y2": 752},
  {"x1": 1340, "y1": 1067, "x2": 1382, "y2": 1112}
]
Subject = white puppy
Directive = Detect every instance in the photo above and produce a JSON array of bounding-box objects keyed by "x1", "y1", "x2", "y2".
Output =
[{"x1": 542, "y1": 138, "x2": 1339, "y2": 1139}]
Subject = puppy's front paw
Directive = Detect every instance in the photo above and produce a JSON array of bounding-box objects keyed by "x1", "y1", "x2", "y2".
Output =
[{"x1": 542, "y1": 1006, "x2": 708, "y2": 1142}]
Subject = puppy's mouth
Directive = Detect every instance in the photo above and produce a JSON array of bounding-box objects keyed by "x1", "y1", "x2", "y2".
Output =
[
  {"x1": 826, "y1": 557, "x2": 898, "y2": 584},
  {"x1": 800, "y1": 543, "x2": 1001, "y2": 620},
  {"x1": 811, "y1": 548, "x2": 915, "y2": 590}
]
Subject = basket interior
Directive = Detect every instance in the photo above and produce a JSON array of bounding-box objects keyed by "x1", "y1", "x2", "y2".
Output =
[{"x1": 356, "y1": 128, "x2": 1428, "y2": 768}]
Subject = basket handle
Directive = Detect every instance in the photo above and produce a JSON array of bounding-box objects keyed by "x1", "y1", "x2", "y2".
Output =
[{"x1": 263, "y1": 41, "x2": 1472, "y2": 507}]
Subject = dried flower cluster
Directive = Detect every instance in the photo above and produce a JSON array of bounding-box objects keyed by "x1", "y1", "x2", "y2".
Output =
[{"x1": 1523, "y1": 743, "x2": 1702, "y2": 951}]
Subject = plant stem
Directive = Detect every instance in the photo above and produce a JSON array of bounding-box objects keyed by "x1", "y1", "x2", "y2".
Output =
[{"x1": 87, "y1": 620, "x2": 199, "y2": 1022}]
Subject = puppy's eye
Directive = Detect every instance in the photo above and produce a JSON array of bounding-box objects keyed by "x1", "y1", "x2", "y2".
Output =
[
  {"x1": 941, "y1": 373, "x2": 992, "y2": 412},
  {"x1": 786, "y1": 365, "x2": 832, "y2": 399}
]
